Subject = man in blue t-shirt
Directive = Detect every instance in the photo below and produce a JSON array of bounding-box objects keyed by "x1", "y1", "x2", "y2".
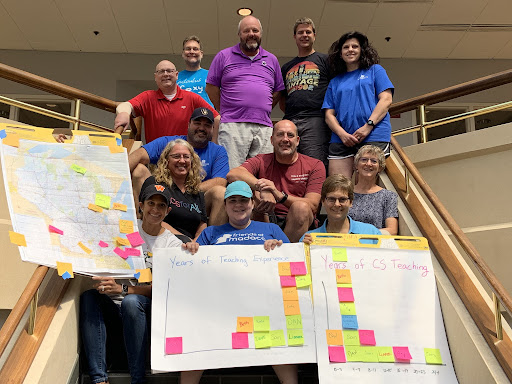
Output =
[{"x1": 129, "y1": 108, "x2": 229, "y2": 225}]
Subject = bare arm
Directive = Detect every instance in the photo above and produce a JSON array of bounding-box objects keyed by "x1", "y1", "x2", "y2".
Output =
[
  {"x1": 227, "y1": 167, "x2": 276, "y2": 214},
  {"x1": 383, "y1": 217, "x2": 398, "y2": 236},
  {"x1": 212, "y1": 115, "x2": 221, "y2": 144},
  {"x1": 257, "y1": 178, "x2": 321, "y2": 215},
  {"x1": 128, "y1": 147, "x2": 150, "y2": 173},
  {"x1": 279, "y1": 93, "x2": 286, "y2": 113},
  {"x1": 114, "y1": 102, "x2": 134, "y2": 135},
  {"x1": 353, "y1": 89, "x2": 393, "y2": 142},
  {"x1": 272, "y1": 91, "x2": 281, "y2": 109},
  {"x1": 226, "y1": 166, "x2": 259, "y2": 188},
  {"x1": 199, "y1": 177, "x2": 227, "y2": 192},
  {"x1": 92, "y1": 277, "x2": 152, "y2": 298},
  {"x1": 325, "y1": 108, "x2": 358, "y2": 147},
  {"x1": 206, "y1": 84, "x2": 221, "y2": 112}
]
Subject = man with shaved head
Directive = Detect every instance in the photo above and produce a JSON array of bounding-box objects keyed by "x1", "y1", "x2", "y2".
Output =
[
  {"x1": 206, "y1": 16, "x2": 285, "y2": 169},
  {"x1": 115, "y1": 60, "x2": 219, "y2": 143}
]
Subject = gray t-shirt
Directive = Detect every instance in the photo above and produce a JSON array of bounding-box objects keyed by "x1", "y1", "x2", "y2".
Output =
[{"x1": 349, "y1": 189, "x2": 398, "y2": 229}]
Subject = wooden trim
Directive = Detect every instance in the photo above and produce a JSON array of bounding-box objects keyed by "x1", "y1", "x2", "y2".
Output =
[
  {"x1": 0, "y1": 270, "x2": 70, "y2": 383},
  {"x1": 386, "y1": 150, "x2": 512, "y2": 381}
]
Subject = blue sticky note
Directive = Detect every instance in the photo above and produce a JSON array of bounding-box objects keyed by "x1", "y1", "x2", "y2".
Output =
[
  {"x1": 61, "y1": 271, "x2": 71, "y2": 280},
  {"x1": 0, "y1": 130, "x2": 6, "y2": 139},
  {"x1": 134, "y1": 272, "x2": 141, "y2": 279},
  {"x1": 342, "y1": 315, "x2": 359, "y2": 330},
  {"x1": 116, "y1": 138, "x2": 122, "y2": 146}
]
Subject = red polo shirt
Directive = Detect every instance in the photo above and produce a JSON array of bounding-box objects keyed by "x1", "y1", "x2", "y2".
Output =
[{"x1": 129, "y1": 86, "x2": 218, "y2": 143}]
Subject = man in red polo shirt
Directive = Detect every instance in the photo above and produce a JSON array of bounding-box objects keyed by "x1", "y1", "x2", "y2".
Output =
[{"x1": 114, "y1": 60, "x2": 220, "y2": 143}]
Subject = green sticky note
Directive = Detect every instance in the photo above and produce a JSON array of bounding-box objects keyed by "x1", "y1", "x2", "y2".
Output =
[
  {"x1": 285, "y1": 314, "x2": 303, "y2": 329},
  {"x1": 332, "y1": 248, "x2": 348, "y2": 262},
  {"x1": 95, "y1": 193, "x2": 111, "y2": 209},
  {"x1": 254, "y1": 316, "x2": 270, "y2": 332},
  {"x1": 343, "y1": 330, "x2": 360, "y2": 346},
  {"x1": 339, "y1": 302, "x2": 357, "y2": 315},
  {"x1": 270, "y1": 330, "x2": 286, "y2": 347},
  {"x1": 345, "y1": 346, "x2": 363, "y2": 362},
  {"x1": 254, "y1": 332, "x2": 271, "y2": 349},
  {"x1": 295, "y1": 274, "x2": 312, "y2": 288},
  {"x1": 71, "y1": 164, "x2": 86, "y2": 174},
  {"x1": 377, "y1": 346, "x2": 395, "y2": 362},
  {"x1": 360, "y1": 346, "x2": 379, "y2": 362},
  {"x1": 287, "y1": 329, "x2": 304, "y2": 346},
  {"x1": 337, "y1": 283, "x2": 353, "y2": 288},
  {"x1": 424, "y1": 348, "x2": 443, "y2": 365}
]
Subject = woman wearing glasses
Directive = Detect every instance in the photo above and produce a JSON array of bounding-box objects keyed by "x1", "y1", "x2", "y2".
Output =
[
  {"x1": 141, "y1": 139, "x2": 207, "y2": 242},
  {"x1": 350, "y1": 145, "x2": 398, "y2": 235}
]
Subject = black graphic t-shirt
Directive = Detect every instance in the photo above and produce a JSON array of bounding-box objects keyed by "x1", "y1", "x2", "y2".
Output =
[{"x1": 164, "y1": 183, "x2": 207, "y2": 239}]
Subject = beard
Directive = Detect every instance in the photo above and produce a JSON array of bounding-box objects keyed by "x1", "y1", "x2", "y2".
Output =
[{"x1": 241, "y1": 38, "x2": 261, "y2": 52}]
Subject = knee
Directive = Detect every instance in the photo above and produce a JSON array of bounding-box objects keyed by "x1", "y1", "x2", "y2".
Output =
[
  {"x1": 206, "y1": 185, "x2": 226, "y2": 203},
  {"x1": 132, "y1": 164, "x2": 151, "y2": 184},
  {"x1": 80, "y1": 289, "x2": 100, "y2": 308},
  {"x1": 287, "y1": 201, "x2": 313, "y2": 225},
  {"x1": 121, "y1": 294, "x2": 149, "y2": 318}
]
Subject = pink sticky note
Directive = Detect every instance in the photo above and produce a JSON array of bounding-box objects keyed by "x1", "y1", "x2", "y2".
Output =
[
  {"x1": 359, "y1": 330, "x2": 376, "y2": 346},
  {"x1": 393, "y1": 346, "x2": 412, "y2": 360},
  {"x1": 165, "y1": 337, "x2": 183, "y2": 354},
  {"x1": 290, "y1": 262, "x2": 307, "y2": 276},
  {"x1": 126, "y1": 231, "x2": 145, "y2": 247},
  {"x1": 328, "y1": 346, "x2": 346, "y2": 363},
  {"x1": 98, "y1": 241, "x2": 109, "y2": 248},
  {"x1": 232, "y1": 332, "x2": 249, "y2": 349},
  {"x1": 338, "y1": 287, "x2": 355, "y2": 302},
  {"x1": 280, "y1": 275, "x2": 296, "y2": 287},
  {"x1": 124, "y1": 247, "x2": 141, "y2": 257},
  {"x1": 114, "y1": 247, "x2": 128, "y2": 259},
  {"x1": 48, "y1": 225, "x2": 64, "y2": 235}
]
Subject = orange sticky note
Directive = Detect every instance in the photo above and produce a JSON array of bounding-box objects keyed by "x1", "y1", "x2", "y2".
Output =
[
  {"x1": 56, "y1": 261, "x2": 74, "y2": 279},
  {"x1": 78, "y1": 242, "x2": 92, "y2": 254},
  {"x1": 282, "y1": 286, "x2": 299, "y2": 301},
  {"x1": 135, "y1": 268, "x2": 152, "y2": 283},
  {"x1": 119, "y1": 220, "x2": 133, "y2": 234},
  {"x1": 115, "y1": 236, "x2": 130, "y2": 246},
  {"x1": 326, "y1": 329, "x2": 344, "y2": 346},
  {"x1": 113, "y1": 202, "x2": 127, "y2": 212},
  {"x1": 9, "y1": 231, "x2": 26, "y2": 246},
  {"x1": 236, "y1": 317, "x2": 254, "y2": 333},
  {"x1": 278, "y1": 262, "x2": 291, "y2": 276},
  {"x1": 336, "y1": 269, "x2": 352, "y2": 284},
  {"x1": 88, "y1": 203, "x2": 103, "y2": 213},
  {"x1": 283, "y1": 300, "x2": 301, "y2": 316},
  {"x1": 3, "y1": 133, "x2": 20, "y2": 147},
  {"x1": 109, "y1": 144, "x2": 124, "y2": 153}
]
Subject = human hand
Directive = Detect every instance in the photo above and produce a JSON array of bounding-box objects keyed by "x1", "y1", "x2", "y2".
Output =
[
  {"x1": 54, "y1": 134, "x2": 67, "y2": 143},
  {"x1": 255, "y1": 190, "x2": 276, "y2": 213},
  {"x1": 256, "y1": 178, "x2": 277, "y2": 194},
  {"x1": 353, "y1": 124, "x2": 372, "y2": 142},
  {"x1": 114, "y1": 112, "x2": 130, "y2": 133},
  {"x1": 263, "y1": 239, "x2": 283, "y2": 252},
  {"x1": 302, "y1": 234, "x2": 313, "y2": 244},
  {"x1": 182, "y1": 241, "x2": 199, "y2": 254},
  {"x1": 92, "y1": 276, "x2": 122, "y2": 295},
  {"x1": 340, "y1": 131, "x2": 359, "y2": 147}
]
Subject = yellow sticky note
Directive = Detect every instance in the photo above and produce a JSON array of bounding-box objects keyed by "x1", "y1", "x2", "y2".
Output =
[
  {"x1": 116, "y1": 236, "x2": 130, "y2": 246},
  {"x1": 254, "y1": 332, "x2": 271, "y2": 349},
  {"x1": 56, "y1": 261, "x2": 74, "y2": 279},
  {"x1": 336, "y1": 269, "x2": 352, "y2": 284},
  {"x1": 236, "y1": 317, "x2": 254, "y2": 333},
  {"x1": 270, "y1": 330, "x2": 286, "y2": 347},
  {"x1": 135, "y1": 268, "x2": 152, "y2": 283},
  {"x1": 424, "y1": 348, "x2": 443, "y2": 365},
  {"x1": 71, "y1": 164, "x2": 87, "y2": 174},
  {"x1": 78, "y1": 242, "x2": 92, "y2": 254},
  {"x1": 283, "y1": 300, "x2": 301, "y2": 316},
  {"x1": 360, "y1": 346, "x2": 379, "y2": 362},
  {"x1": 343, "y1": 330, "x2": 360, "y2": 346},
  {"x1": 95, "y1": 194, "x2": 111, "y2": 209},
  {"x1": 295, "y1": 274, "x2": 312, "y2": 288},
  {"x1": 282, "y1": 287, "x2": 299, "y2": 301},
  {"x1": 254, "y1": 316, "x2": 270, "y2": 332},
  {"x1": 3, "y1": 133, "x2": 20, "y2": 147},
  {"x1": 332, "y1": 248, "x2": 348, "y2": 262},
  {"x1": 113, "y1": 202, "x2": 127, "y2": 212},
  {"x1": 339, "y1": 302, "x2": 357, "y2": 315},
  {"x1": 287, "y1": 329, "x2": 304, "y2": 346},
  {"x1": 278, "y1": 262, "x2": 291, "y2": 276},
  {"x1": 345, "y1": 346, "x2": 363, "y2": 362},
  {"x1": 119, "y1": 220, "x2": 133, "y2": 234},
  {"x1": 337, "y1": 283, "x2": 353, "y2": 288},
  {"x1": 285, "y1": 314, "x2": 303, "y2": 329},
  {"x1": 88, "y1": 203, "x2": 103, "y2": 213},
  {"x1": 109, "y1": 144, "x2": 124, "y2": 153},
  {"x1": 9, "y1": 231, "x2": 26, "y2": 246},
  {"x1": 326, "y1": 329, "x2": 344, "y2": 346},
  {"x1": 377, "y1": 346, "x2": 395, "y2": 362}
]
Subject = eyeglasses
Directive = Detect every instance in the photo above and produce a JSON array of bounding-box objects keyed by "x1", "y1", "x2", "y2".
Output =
[
  {"x1": 359, "y1": 157, "x2": 378, "y2": 165},
  {"x1": 184, "y1": 47, "x2": 201, "y2": 52},
  {"x1": 325, "y1": 196, "x2": 350, "y2": 204},
  {"x1": 155, "y1": 69, "x2": 177, "y2": 75},
  {"x1": 169, "y1": 154, "x2": 191, "y2": 160}
]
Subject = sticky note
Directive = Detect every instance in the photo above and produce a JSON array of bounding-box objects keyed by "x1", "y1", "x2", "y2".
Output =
[
  {"x1": 124, "y1": 247, "x2": 141, "y2": 257},
  {"x1": 360, "y1": 346, "x2": 379, "y2": 362},
  {"x1": 337, "y1": 283, "x2": 352, "y2": 288},
  {"x1": 278, "y1": 262, "x2": 291, "y2": 276},
  {"x1": 0, "y1": 129, "x2": 6, "y2": 139},
  {"x1": 135, "y1": 268, "x2": 152, "y2": 283},
  {"x1": 289, "y1": 261, "x2": 307, "y2": 275},
  {"x1": 95, "y1": 194, "x2": 111, "y2": 209},
  {"x1": 113, "y1": 202, "x2": 127, "y2": 212},
  {"x1": 71, "y1": 164, "x2": 86, "y2": 174},
  {"x1": 109, "y1": 144, "x2": 124, "y2": 153},
  {"x1": 119, "y1": 220, "x2": 133, "y2": 234},
  {"x1": 295, "y1": 274, "x2": 312, "y2": 288},
  {"x1": 56, "y1": 261, "x2": 74, "y2": 279},
  {"x1": 338, "y1": 287, "x2": 355, "y2": 302},
  {"x1": 336, "y1": 269, "x2": 351, "y2": 284},
  {"x1": 342, "y1": 315, "x2": 359, "y2": 330},
  {"x1": 359, "y1": 330, "x2": 376, "y2": 346},
  {"x1": 345, "y1": 346, "x2": 364, "y2": 362},
  {"x1": 114, "y1": 247, "x2": 127, "y2": 259},
  {"x1": 285, "y1": 315, "x2": 303, "y2": 329},
  {"x1": 9, "y1": 231, "x2": 26, "y2": 246},
  {"x1": 282, "y1": 287, "x2": 299, "y2": 301},
  {"x1": 253, "y1": 316, "x2": 270, "y2": 332},
  {"x1": 116, "y1": 137, "x2": 122, "y2": 146},
  {"x1": 270, "y1": 330, "x2": 286, "y2": 347},
  {"x1": 343, "y1": 330, "x2": 360, "y2": 346},
  {"x1": 88, "y1": 203, "x2": 103, "y2": 213},
  {"x1": 254, "y1": 332, "x2": 271, "y2": 349},
  {"x1": 126, "y1": 232, "x2": 145, "y2": 247},
  {"x1": 61, "y1": 271, "x2": 72, "y2": 280},
  {"x1": 326, "y1": 329, "x2": 343, "y2": 346},
  {"x1": 377, "y1": 346, "x2": 395, "y2": 362},
  {"x1": 287, "y1": 329, "x2": 304, "y2": 346},
  {"x1": 328, "y1": 346, "x2": 346, "y2": 363},
  {"x1": 98, "y1": 240, "x2": 109, "y2": 248},
  {"x1": 332, "y1": 248, "x2": 347, "y2": 261},
  {"x1": 165, "y1": 337, "x2": 182, "y2": 354},
  {"x1": 3, "y1": 133, "x2": 19, "y2": 147},
  {"x1": 78, "y1": 242, "x2": 92, "y2": 254},
  {"x1": 283, "y1": 300, "x2": 301, "y2": 316},
  {"x1": 424, "y1": 348, "x2": 443, "y2": 365},
  {"x1": 339, "y1": 302, "x2": 357, "y2": 316},
  {"x1": 393, "y1": 346, "x2": 412, "y2": 361},
  {"x1": 116, "y1": 237, "x2": 130, "y2": 246},
  {"x1": 232, "y1": 332, "x2": 249, "y2": 349},
  {"x1": 236, "y1": 317, "x2": 253, "y2": 333},
  {"x1": 280, "y1": 275, "x2": 296, "y2": 287},
  {"x1": 134, "y1": 272, "x2": 140, "y2": 279},
  {"x1": 48, "y1": 225, "x2": 64, "y2": 235}
]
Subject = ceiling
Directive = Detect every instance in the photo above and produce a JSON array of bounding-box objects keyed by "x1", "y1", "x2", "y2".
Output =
[{"x1": 1, "y1": 0, "x2": 511, "y2": 59}]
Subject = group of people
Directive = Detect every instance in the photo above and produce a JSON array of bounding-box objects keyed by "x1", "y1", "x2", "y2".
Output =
[{"x1": 82, "y1": 15, "x2": 399, "y2": 384}]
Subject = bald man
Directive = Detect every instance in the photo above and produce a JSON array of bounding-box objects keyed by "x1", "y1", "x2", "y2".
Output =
[{"x1": 115, "y1": 60, "x2": 219, "y2": 143}]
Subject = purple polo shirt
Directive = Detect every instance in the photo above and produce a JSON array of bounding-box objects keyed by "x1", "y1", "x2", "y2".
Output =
[{"x1": 207, "y1": 44, "x2": 284, "y2": 127}]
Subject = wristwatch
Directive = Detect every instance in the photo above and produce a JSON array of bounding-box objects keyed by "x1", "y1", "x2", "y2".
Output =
[
  {"x1": 367, "y1": 119, "x2": 375, "y2": 127},
  {"x1": 121, "y1": 284, "x2": 129, "y2": 296},
  {"x1": 278, "y1": 191, "x2": 288, "y2": 204}
]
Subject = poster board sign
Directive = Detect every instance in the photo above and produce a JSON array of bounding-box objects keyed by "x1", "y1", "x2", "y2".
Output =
[
  {"x1": 309, "y1": 234, "x2": 458, "y2": 383},
  {"x1": 151, "y1": 243, "x2": 316, "y2": 372}
]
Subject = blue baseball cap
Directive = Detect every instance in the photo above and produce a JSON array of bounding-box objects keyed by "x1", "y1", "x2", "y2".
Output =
[{"x1": 224, "y1": 181, "x2": 253, "y2": 199}]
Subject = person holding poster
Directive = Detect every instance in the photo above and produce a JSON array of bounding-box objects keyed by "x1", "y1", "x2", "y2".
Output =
[{"x1": 182, "y1": 180, "x2": 297, "y2": 383}]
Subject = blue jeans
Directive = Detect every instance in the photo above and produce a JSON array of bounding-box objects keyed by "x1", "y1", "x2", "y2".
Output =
[{"x1": 80, "y1": 289, "x2": 151, "y2": 384}]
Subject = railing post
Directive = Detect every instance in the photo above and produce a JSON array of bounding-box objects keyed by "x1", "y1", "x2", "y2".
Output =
[
  {"x1": 493, "y1": 293, "x2": 503, "y2": 341},
  {"x1": 73, "y1": 99, "x2": 81, "y2": 130},
  {"x1": 27, "y1": 290, "x2": 38, "y2": 335},
  {"x1": 419, "y1": 104, "x2": 428, "y2": 143},
  {"x1": 405, "y1": 168, "x2": 410, "y2": 196}
]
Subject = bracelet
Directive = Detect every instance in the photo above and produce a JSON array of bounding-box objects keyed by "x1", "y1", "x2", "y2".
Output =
[{"x1": 278, "y1": 191, "x2": 288, "y2": 204}]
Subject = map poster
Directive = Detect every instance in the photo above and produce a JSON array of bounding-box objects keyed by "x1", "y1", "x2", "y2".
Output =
[{"x1": 0, "y1": 124, "x2": 146, "y2": 276}]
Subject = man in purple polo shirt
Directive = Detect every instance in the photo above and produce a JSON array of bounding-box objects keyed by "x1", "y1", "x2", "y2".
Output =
[{"x1": 206, "y1": 15, "x2": 285, "y2": 169}]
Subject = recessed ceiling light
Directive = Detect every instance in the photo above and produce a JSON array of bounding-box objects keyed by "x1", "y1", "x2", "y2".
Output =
[
  {"x1": 237, "y1": 8, "x2": 253, "y2": 16},
  {"x1": 46, "y1": 104, "x2": 57, "y2": 107}
]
